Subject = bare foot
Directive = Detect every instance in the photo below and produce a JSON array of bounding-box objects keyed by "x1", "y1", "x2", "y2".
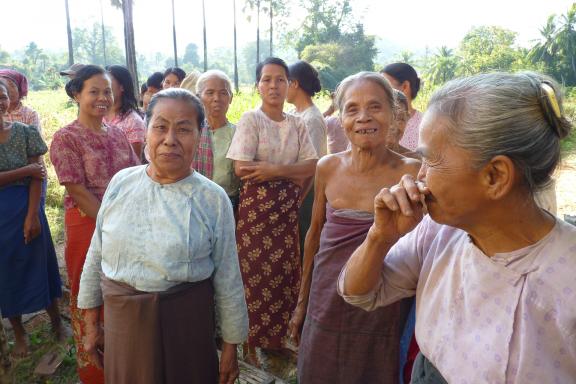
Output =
[
  {"x1": 12, "y1": 334, "x2": 29, "y2": 358},
  {"x1": 52, "y1": 321, "x2": 72, "y2": 344}
]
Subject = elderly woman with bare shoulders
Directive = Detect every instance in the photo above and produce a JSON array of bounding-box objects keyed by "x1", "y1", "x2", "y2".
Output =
[
  {"x1": 340, "y1": 72, "x2": 575, "y2": 383},
  {"x1": 77, "y1": 89, "x2": 248, "y2": 384},
  {"x1": 289, "y1": 72, "x2": 420, "y2": 383}
]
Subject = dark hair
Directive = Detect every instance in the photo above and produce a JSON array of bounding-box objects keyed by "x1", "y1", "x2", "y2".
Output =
[
  {"x1": 163, "y1": 67, "x2": 187, "y2": 82},
  {"x1": 256, "y1": 57, "x2": 289, "y2": 83},
  {"x1": 288, "y1": 60, "x2": 321, "y2": 97},
  {"x1": 146, "y1": 72, "x2": 164, "y2": 89},
  {"x1": 140, "y1": 83, "x2": 148, "y2": 94},
  {"x1": 382, "y1": 63, "x2": 421, "y2": 99},
  {"x1": 394, "y1": 89, "x2": 409, "y2": 110},
  {"x1": 65, "y1": 65, "x2": 107, "y2": 99},
  {"x1": 146, "y1": 88, "x2": 205, "y2": 131},
  {"x1": 106, "y1": 65, "x2": 139, "y2": 117}
]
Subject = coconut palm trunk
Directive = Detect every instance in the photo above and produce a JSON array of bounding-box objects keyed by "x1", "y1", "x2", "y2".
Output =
[{"x1": 65, "y1": 0, "x2": 74, "y2": 66}]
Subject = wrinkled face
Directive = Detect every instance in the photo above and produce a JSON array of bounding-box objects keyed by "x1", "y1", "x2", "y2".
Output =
[
  {"x1": 199, "y1": 77, "x2": 232, "y2": 120},
  {"x1": 0, "y1": 78, "x2": 20, "y2": 111},
  {"x1": 109, "y1": 75, "x2": 124, "y2": 106},
  {"x1": 147, "y1": 98, "x2": 199, "y2": 179},
  {"x1": 340, "y1": 79, "x2": 393, "y2": 150},
  {"x1": 74, "y1": 74, "x2": 113, "y2": 119},
  {"x1": 162, "y1": 73, "x2": 181, "y2": 89},
  {"x1": 257, "y1": 64, "x2": 288, "y2": 108},
  {"x1": 0, "y1": 85, "x2": 10, "y2": 115},
  {"x1": 416, "y1": 111, "x2": 485, "y2": 228}
]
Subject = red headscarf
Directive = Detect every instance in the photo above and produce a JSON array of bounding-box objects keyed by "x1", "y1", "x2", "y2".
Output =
[{"x1": 0, "y1": 69, "x2": 29, "y2": 99}]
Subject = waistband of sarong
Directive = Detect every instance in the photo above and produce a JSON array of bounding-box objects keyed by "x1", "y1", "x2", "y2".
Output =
[{"x1": 100, "y1": 276, "x2": 212, "y2": 299}]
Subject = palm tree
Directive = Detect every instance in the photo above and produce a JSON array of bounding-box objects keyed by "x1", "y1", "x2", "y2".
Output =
[
  {"x1": 233, "y1": 0, "x2": 239, "y2": 92},
  {"x1": 256, "y1": 0, "x2": 261, "y2": 65},
  {"x1": 100, "y1": 0, "x2": 108, "y2": 65},
  {"x1": 171, "y1": 0, "x2": 178, "y2": 66},
  {"x1": 112, "y1": 0, "x2": 139, "y2": 97},
  {"x1": 555, "y1": 4, "x2": 576, "y2": 83},
  {"x1": 427, "y1": 46, "x2": 458, "y2": 85},
  {"x1": 528, "y1": 15, "x2": 558, "y2": 73},
  {"x1": 268, "y1": 1, "x2": 273, "y2": 56},
  {"x1": 202, "y1": 0, "x2": 208, "y2": 71},
  {"x1": 64, "y1": 0, "x2": 74, "y2": 66}
]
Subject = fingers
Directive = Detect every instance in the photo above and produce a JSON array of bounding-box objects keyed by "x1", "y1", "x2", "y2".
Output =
[
  {"x1": 399, "y1": 174, "x2": 425, "y2": 202},
  {"x1": 374, "y1": 185, "x2": 419, "y2": 217}
]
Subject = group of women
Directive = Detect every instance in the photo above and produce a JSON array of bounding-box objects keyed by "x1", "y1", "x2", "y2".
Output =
[{"x1": 0, "y1": 56, "x2": 574, "y2": 384}]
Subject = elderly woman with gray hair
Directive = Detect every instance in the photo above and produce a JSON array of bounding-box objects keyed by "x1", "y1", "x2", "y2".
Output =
[
  {"x1": 192, "y1": 70, "x2": 241, "y2": 209},
  {"x1": 340, "y1": 72, "x2": 575, "y2": 383},
  {"x1": 77, "y1": 88, "x2": 248, "y2": 384}
]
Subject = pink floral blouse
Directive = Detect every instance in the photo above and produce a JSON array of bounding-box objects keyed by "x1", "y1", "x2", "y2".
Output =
[
  {"x1": 399, "y1": 110, "x2": 422, "y2": 151},
  {"x1": 50, "y1": 120, "x2": 140, "y2": 210},
  {"x1": 103, "y1": 110, "x2": 146, "y2": 144}
]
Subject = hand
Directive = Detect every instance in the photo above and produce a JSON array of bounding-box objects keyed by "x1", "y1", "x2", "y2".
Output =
[
  {"x1": 219, "y1": 342, "x2": 239, "y2": 384},
  {"x1": 83, "y1": 320, "x2": 104, "y2": 370},
  {"x1": 23, "y1": 214, "x2": 41, "y2": 244},
  {"x1": 240, "y1": 162, "x2": 277, "y2": 183},
  {"x1": 26, "y1": 163, "x2": 46, "y2": 180},
  {"x1": 371, "y1": 174, "x2": 428, "y2": 243},
  {"x1": 288, "y1": 304, "x2": 306, "y2": 347}
]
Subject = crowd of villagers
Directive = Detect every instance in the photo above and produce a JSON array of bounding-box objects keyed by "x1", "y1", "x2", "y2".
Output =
[{"x1": 0, "y1": 55, "x2": 575, "y2": 384}]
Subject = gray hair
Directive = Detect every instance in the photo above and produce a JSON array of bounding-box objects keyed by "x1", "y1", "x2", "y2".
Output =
[
  {"x1": 428, "y1": 71, "x2": 572, "y2": 192},
  {"x1": 334, "y1": 71, "x2": 395, "y2": 114},
  {"x1": 196, "y1": 70, "x2": 233, "y2": 96},
  {"x1": 146, "y1": 88, "x2": 205, "y2": 131}
]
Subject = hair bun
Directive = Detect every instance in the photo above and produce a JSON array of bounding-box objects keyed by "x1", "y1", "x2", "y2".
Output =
[{"x1": 539, "y1": 82, "x2": 572, "y2": 140}]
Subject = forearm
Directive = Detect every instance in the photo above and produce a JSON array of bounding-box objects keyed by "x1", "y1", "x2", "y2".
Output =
[
  {"x1": 343, "y1": 227, "x2": 396, "y2": 296},
  {"x1": 27, "y1": 179, "x2": 42, "y2": 217},
  {"x1": 66, "y1": 185, "x2": 101, "y2": 218},
  {"x1": 0, "y1": 167, "x2": 30, "y2": 186},
  {"x1": 274, "y1": 160, "x2": 317, "y2": 184},
  {"x1": 297, "y1": 226, "x2": 322, "y2": 309}
]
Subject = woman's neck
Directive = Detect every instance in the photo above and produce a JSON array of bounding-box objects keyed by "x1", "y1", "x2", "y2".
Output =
[
  {"x1": 108, "y1": 102, "x2": 121, "y2": 118},
  {"x1": 464, "y1": 195, "x2": 555, "y2": 257},
  {"x1": 349, "y1": 144, "x2": 393, "y2": 173},
  {"x1": 261, "y1": 103, "x2": 285, "y2": 122},
  {"x1": 293, "y1": 93, "x2": 314, "y2": 113},
  {"x1": 207, "y1": 115, "x2": 228, "y2": 130},
  {"x1": 78, "y1": 112, "x2": 104, "y2": 132},
  {"x1": 8, "y1": 101, "x2": 22, "y2": 113}
]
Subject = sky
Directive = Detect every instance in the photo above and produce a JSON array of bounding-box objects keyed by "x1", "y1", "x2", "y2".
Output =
[{"x1": 1, "y1": 0, "x2": 574, "y2": 60}]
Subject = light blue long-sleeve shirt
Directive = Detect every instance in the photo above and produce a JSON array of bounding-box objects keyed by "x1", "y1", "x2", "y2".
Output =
[{"x1": 77, "y1": 165, "x2": 248, "y2": 344}]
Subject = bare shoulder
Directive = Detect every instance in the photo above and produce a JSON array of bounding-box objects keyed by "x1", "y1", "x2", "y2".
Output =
[{"x1": 316, "y1": 151, "x2": 348, "y2": 178}]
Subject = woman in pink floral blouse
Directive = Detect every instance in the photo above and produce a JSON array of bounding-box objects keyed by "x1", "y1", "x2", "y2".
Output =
[
  {"x1": 50, "y1": 65, "x2": 139, "y2": 384},
  {"x1": 104, "y1": 65, "x2": 146, "y2": 159}
]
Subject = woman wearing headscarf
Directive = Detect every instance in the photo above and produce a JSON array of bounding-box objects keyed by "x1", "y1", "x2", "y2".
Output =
[{"x1": 0, "y1": 69, "x2": 41, "y2": 130}]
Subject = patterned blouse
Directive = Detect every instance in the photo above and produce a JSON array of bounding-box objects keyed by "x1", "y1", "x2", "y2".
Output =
[
  {"x1": 103, "y1": 110, "x2": 146, "y2": 144},
  {"x1": 226, "y1": 109, "x2": 318, "y2": 165},
  {"x1": 4, "y1": 105, "x2": 41, "y2": 134},
  {"x1": 399, "y1": 110, "x2": 422, "y2": 151},
  {"x1": 50, "y1": 120, "x2": 140, "y2": 210},
  {"x1": 0, "y1": 122, "x2": 47, "y2": 188}
]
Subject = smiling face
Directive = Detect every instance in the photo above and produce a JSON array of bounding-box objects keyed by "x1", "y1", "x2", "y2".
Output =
[
  {"x1": 416, "y1": 111, "x2": 486, "y2": 228},
  {"x1": 199, "y1": 76, "x2": 232, "y2": 120},
  {"x1": 162, "y1": 73, "x2": 181, "y2": 89},
  {"x1": 74, "y1": 73, "x2": 113, "y2": 120},
  {"x1": 257, "y1": 64, "x2": 288, "y2": 108},
  {"x1": 147, "y1": 98, "x2": 199, "y2": 181},
  {"x1": 0, "y1": 84, "x2": 9, "y2": 116},
  {"x1": 0, "y1": 78, "x2": 20, "y2": 111},
  {"x1": 340, "y1": 79, "x2": 394, "y2": 150}
]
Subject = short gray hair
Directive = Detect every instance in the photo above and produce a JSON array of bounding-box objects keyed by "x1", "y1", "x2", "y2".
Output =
[
  {"x1": 334, "y1": 71, "x2": 395, "y2": 113},
  {"x1": 428, "y1": 71, "x2": 572, "y2": 192},
  {"x1": 146, "y1": 88, "x2": 205, "y2": 131},
  {"x1": 196, "y1": 70, "x2": 233, "y2": 96}
]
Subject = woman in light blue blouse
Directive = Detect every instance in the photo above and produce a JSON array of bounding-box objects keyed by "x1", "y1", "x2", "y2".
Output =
[{"x1": 77, "y1": 88, "x2": 248, "y2": 384}]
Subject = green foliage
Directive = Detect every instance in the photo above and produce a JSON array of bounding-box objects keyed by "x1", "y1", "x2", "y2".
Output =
[
  {"x1": 72, "y1": 23, "x2": 126, "y2": 66},
  {"x1": 457, "y1": 26, "x2": 523, "y2": 76},
  {"x1": 296, "y1": 1, "x2": 377, "y2": 91}
]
